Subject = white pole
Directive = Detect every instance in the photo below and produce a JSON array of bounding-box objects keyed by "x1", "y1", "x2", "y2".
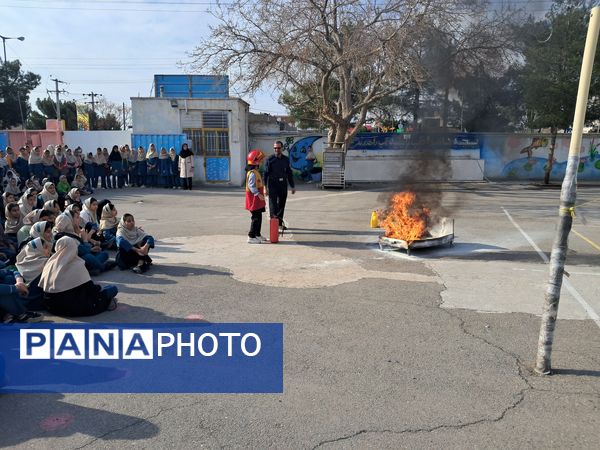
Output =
[{"x1": 535, "y1": 6, "x2": 600, "y2": 375}]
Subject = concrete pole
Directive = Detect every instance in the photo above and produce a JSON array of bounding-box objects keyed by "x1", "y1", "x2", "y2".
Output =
[
  {"x1": 54, "y1": 78, "x2": 61, "y2": 125},
  {"x1": 534, "y1": 6, "x2": 600, "y2": 375}
]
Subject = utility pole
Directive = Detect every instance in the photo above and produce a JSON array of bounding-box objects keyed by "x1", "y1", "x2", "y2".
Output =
[
  {"x1": 122, "y1": 101, "x2": 126, "y2": 130},
  {"x1": 83, "y1": 91, "x2": 102, "y2": 130},
  {"x1": 48, "y1": 78, "x2": 67, "y2": 129},
  {"x1": 534, "y1": 6, "x2": 600, "y2": 375}
]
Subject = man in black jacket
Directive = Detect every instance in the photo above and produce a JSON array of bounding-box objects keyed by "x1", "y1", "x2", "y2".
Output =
[{"x1": 263, "y1": 141, "x2": 295, "y2": 229}]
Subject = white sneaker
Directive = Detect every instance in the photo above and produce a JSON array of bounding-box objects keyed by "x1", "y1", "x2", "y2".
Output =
[
  {"x1": 247, "y1": 237, "x2": 261, "y2": 244},
  {"x1": 257, "y1": 235, "x2": 269, "y2": 243}
]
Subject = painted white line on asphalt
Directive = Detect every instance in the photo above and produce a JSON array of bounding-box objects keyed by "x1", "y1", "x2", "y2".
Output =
[
  {"x1": 286, "y1": 188, "x2": 383, "y2": 203},
  {"x1": 502, "y1": 207, "x2": 600, "y2": 329},
  {"x1": 512, "y1": 268, "x2": 600, "y2": 276},
  {"x1": 501, "y1": 207, "x2": 549, "y2": 263}
]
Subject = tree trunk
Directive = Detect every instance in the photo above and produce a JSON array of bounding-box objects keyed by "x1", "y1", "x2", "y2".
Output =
[
  {"x1": 412, "y1": 86, "x2": 420, "y2": 125},
  {"x1": 442, "y1": 81, "x2": 450, "y2": 129},
  {"x1": 544, "y1": 126, "x2": 557, "y2": 184},
  {"x1": 334, "y1": 123, "x2": 348, "y2": 149}
]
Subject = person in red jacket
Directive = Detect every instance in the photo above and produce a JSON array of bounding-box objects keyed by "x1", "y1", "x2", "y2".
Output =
[{"x1": 245, "y1": 150, "x2": 268, "y2": 244}]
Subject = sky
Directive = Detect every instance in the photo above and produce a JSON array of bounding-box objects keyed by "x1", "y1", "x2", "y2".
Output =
[
  {"x1": 0, "y1": 0, "x2": 288, "y2": 117},
  {"x1": 1, "y1": 0, "x2": 558, "y2": 120}
]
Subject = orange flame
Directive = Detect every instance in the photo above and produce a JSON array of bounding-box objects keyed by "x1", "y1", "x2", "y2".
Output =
[{"x1": 380, "y1": 192, "x2": 429, "y2": 242}]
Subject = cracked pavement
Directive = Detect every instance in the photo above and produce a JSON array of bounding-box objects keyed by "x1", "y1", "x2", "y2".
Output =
[{"x1": 0, "y1": 183, "x2": 599, "y2": 449}]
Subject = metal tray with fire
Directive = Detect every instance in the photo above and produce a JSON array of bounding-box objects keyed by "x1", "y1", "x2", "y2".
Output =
[{"x1": 379, "y1": 217, "x2": 454, "y2": 255}]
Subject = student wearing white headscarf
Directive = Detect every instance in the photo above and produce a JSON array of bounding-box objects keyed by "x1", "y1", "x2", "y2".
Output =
[
  {"x1": 53, "y1": 209, "x2": 115, "y2": 276},
  {"x1": 99, "y1": 203, "x2": 118, "y2": 245},
  {"x1": 115, "y1": 213, "x2": 154, "y2": 273},
  {"x1": 17, "y1": 209, "x2": 54, "y2": 248},
  {"x1": 4, "y1": 175, "x2": 21, "y2": 196},
  {"x1": 15, "y1": 237, "x2": 49, "y2": 307},
  {"x1": 146, "y1": 143, "x2": 159, "y2": 187},
  {"x1": 18, "y1": 188, "x2": 37, "y2": 217},
  {"x1": 29, "y1": 221, "x2": 53, "y2": 244},
  {"x1": 39, "y1": 182, "x2": 58, "y2": 203},
  {"x1": 4, "y1": 202, "x2": 23, "y2": 238},
  {"x1": 39, "y1": 236, "x2": 118, "y2": 316},
  {"x1": 80, "y1": 197, "x2": 99, "y2": 227},
  {"x1": 64, "y1": 188, "x2": 81, "y2": 209}
]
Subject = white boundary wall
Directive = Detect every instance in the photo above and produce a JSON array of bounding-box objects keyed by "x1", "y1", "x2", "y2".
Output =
[{"x1": 64, "y1": 131, "x2": 132, "y2": 153}]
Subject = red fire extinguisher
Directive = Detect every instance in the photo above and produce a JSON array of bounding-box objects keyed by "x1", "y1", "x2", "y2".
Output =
[{"x1": 269, "y1": 217, "x2": 279, "y2": 243}]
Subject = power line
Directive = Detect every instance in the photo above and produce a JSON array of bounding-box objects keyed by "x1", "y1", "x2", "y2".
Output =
[{"x1": 0, "y1": 3, "x2": 217, "y2": 12}]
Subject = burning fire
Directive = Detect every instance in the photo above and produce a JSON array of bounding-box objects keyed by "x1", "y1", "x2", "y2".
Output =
[{"x1": 380, "y1": 192, "x2": 430, "y2": 242}]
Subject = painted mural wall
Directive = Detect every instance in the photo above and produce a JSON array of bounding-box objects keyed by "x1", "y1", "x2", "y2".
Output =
[
  {"x1": 478, "y1": 133, "x2": 600, "y2": 181},
  {"x1": 249, "y1": 131, "x2": 600, "y2": 183},
  {"x1": 249, "y1": 134, "x2": 326, "y2": 182}
]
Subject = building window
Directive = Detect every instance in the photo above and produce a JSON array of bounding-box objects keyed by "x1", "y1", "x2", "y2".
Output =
[
  {"x1": 203, "y1": 129, "x2": 230, "y2": 156},
  {"x1": 183, "y1": 128, "x2": 202, "y2": 155},
  {"x1": 184, "y1": 110, "x2": 230, "y2": 157}
]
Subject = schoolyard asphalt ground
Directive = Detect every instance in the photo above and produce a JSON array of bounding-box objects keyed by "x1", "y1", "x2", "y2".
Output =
[{"x1": 0, "y1": 181, "x2": 599, "y2": 449}]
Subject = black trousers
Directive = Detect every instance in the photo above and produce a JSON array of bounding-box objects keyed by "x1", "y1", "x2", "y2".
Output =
[
  {"x1": 249, "y1": 209, "x2": 264, "y2": 238},
  {"x1": 268, "y1": 183, "x2": 288, "y2": 225},
  {"x1": 182, "y1": 177, "x2": 192, "y2": 190}
]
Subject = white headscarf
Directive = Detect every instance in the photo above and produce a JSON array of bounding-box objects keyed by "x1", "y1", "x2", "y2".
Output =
[
  {"x1": 5, "y1": 178, "x2": 21, "y2": 196},
  {"x1": 29, "y1": 147, "x2": 43, "y2": 164},
  {"x1": 18, "y1": 189, "x2": 36, "y2": 216},
  {"x1": 4, "y1": 203, "x2": 23, "y2": 234},
  {"x1": 116, "y1": 216, "x2": 147, "y2": 246},
  {"x1": 16, "y1": 237, "x2": 48, "y2": 283},
  {"x1": 23, "y1": 208, "x2": 42, "y2": 226},
  {"x1": 159, "y1": 148, "x2": 169, "y2": 159},
  {"x1": 99, "y1": 203, "x2": 118, "y2": 231},
  {"x1": 30, "y1": 220, "x2": 50, "y2": 241},
  {"x1": 40, "y1": 182, "x2": 58, "y2": 202},
  {"x1": 39, "y1": 236, "x2": 90, "y2": 293},
  {"x1": 146, "y1": 144, "x2": 158, "y2": 160},
  {"x1": 80, "y1": 198, "x2": 98, "y2": 226},
  {"x1": 53, "y1": 212, "x2": 76, "y2": 235}
]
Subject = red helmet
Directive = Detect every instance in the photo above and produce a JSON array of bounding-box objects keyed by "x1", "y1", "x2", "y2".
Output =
[{"x1": 247, "y1": 149, "x2": 264, "y2": 165}]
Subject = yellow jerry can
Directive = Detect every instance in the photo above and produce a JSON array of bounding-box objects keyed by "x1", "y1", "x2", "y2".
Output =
[{"x1": 370, "y1": 211, "x2": 379, "y2": 228}]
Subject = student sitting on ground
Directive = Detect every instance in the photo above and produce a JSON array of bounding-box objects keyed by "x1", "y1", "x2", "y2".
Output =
[
  {"x1": 18, "y1": 188, "x2": 37, "y2": 217},
  {"x1": 0, "y1": 266, "x2": 43, "y2": 323},
  {"x1": 17, "y1": 209, "x2": 54, "y2": 248},
  {"x1": 38, "y1": 182, "x2": 59, "y2": 209},
  {"x1": 15, "y1": 237, "x2": 50, "y2": 309},
  {"x1": 39, "y1": 236, "x2": 118, "y2": 317},
  {"x1": 116, "y1": 213, "x2": 154, "y2": 274},
  {"x1": 64, "y1": 188, "x2": 82, "y2": 209},
  {"x1": 53, "y1": 207, "x2": 115, "y2": 276},
  {"x1": 4, "y1": 202, "x2": 24, "y2": 243},
  {"x1": 99, "y1": 203, "x2": 119, "y2": 248}
]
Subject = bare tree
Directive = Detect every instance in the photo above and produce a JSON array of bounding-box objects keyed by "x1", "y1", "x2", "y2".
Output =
[
  {"x1": 190, "y1": 0, "x2": 432, "y2": 147},
  {"x1": 191, "y1": 0, "x2": 519, "y2": 147},
  {"x1": 94, "y1": 98, "x2": 132, "y2": 130}
]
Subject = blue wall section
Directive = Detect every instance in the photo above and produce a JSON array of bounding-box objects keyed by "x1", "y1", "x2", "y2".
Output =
[
  {"x1": 154, "y1": 75, "x2": 229, "y2": 99},
  {"x1": 132, "y1": 134, "x2": 187, "y2": 154},
  {"x1": 0, "y1": 132, "x2": 8, "y2": 150},
  {"x1": 205, "y1": 157, "x2": 230, "y2": 181}
]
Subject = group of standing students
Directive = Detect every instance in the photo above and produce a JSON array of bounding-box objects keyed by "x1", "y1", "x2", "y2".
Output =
[
  {"x1": 82, "y1": 142, "x2": 195, "y2": 191},
  {"x1": 1, "y1": 142, "x2": 195, "y2": 193}
]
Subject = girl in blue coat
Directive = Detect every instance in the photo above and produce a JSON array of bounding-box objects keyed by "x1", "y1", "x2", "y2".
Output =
[
  {"x1": 157, "y1": 147, "x2": 172, "y2": 188},
  {"x1": 146, "y1": 144, "x2": 159, "y2": 188},
  {"x1": 135, "y1": 147, "x2": 147, "y2": 187}
]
